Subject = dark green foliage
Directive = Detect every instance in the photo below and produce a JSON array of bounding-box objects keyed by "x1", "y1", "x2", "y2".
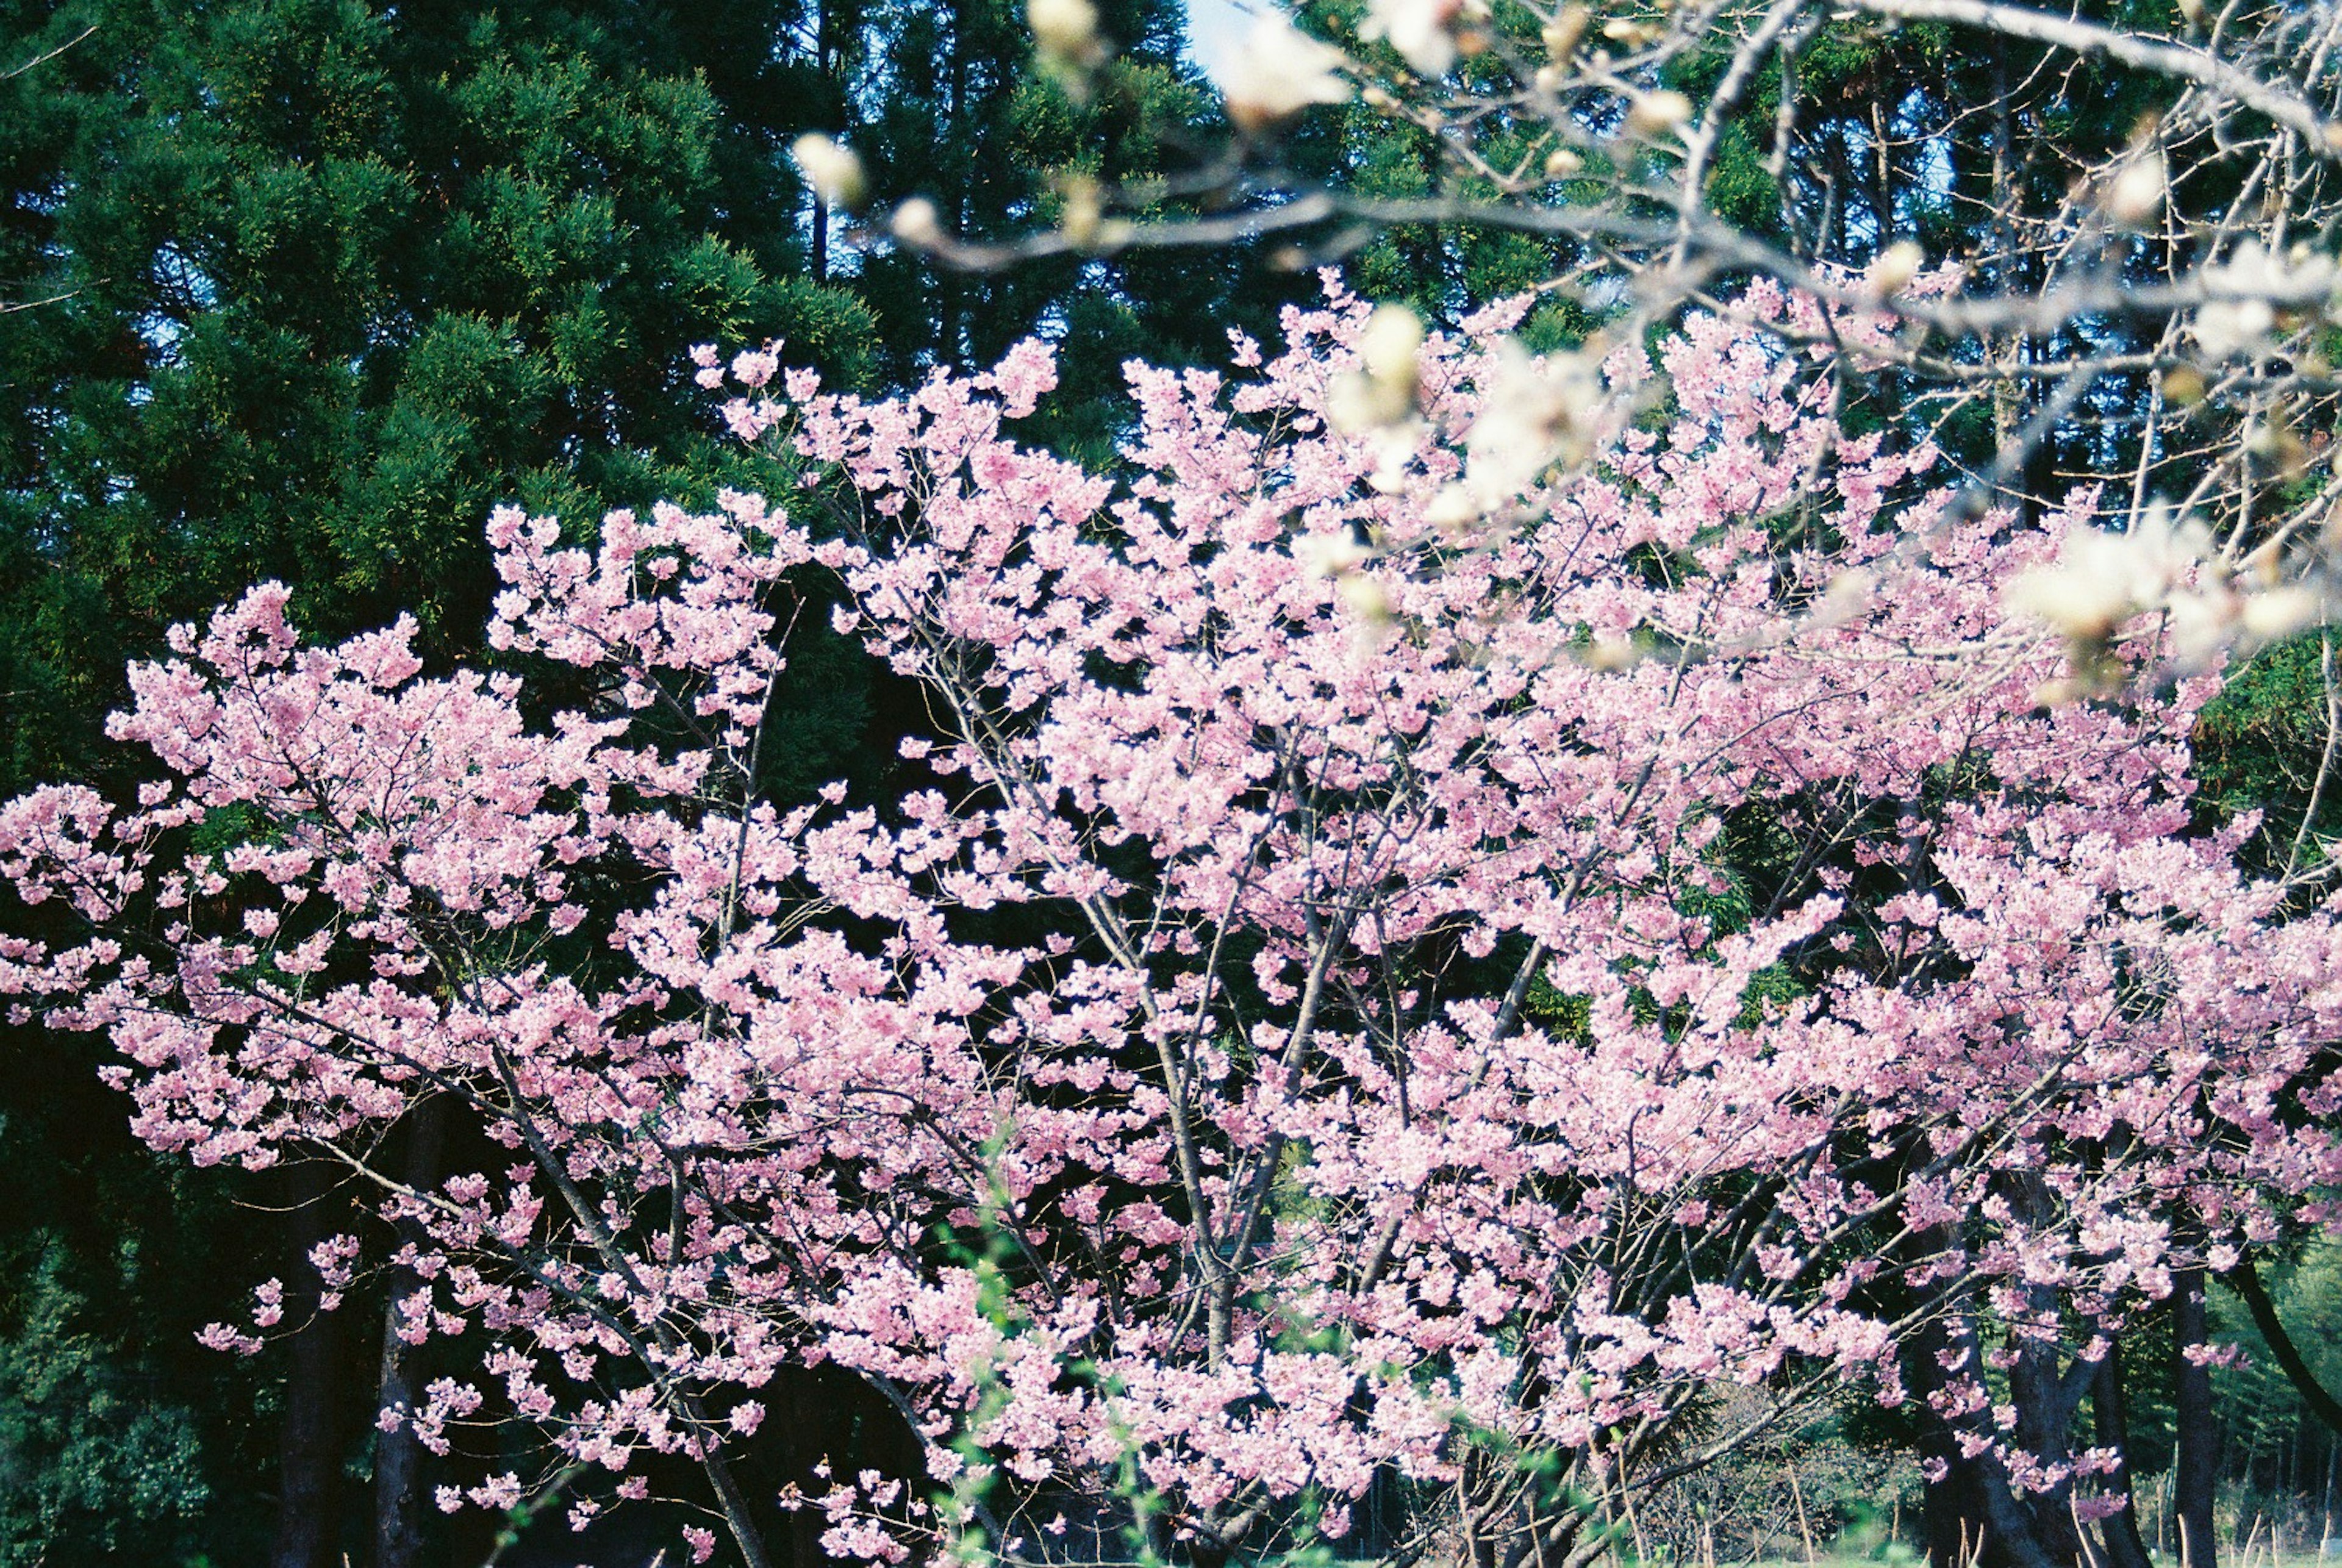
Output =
[
  {"x1": 2194, "y1": 632, "x2": 2342, "y2": 876},
  {"x1": 0, "y1": 1094, "x2": 277, "y2": 1567},
  {"x1": 0, "y1": 0, "x2": 874, "y2": 785},
  {"x1": 0, "y1": 1248, "x2": 213, "y2": 1564},
  {"x1": 2211, "y1": 1250, "x2": 2342, "y2": 1518}
]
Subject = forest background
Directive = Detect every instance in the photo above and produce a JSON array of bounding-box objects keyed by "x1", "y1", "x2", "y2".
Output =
[{"x1": 2, "y1": 1, "x2": 2340, "y2": 1566}]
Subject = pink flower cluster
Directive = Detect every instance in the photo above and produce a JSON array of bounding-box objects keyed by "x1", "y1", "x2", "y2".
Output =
[{"x1": 5, "y1": 283, "x2": 2339, "y2": 1561}]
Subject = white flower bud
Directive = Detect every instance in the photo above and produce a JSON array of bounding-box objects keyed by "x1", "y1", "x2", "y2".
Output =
[
  {"x1": 2242, "y1": 584, "x2": 2322, "y2": 640},
  {"x1": 1625, "y1": 89, "x2": 1692, "y2": 137},
  {"x1": 1058, "y1": 177, "x2": 1103, "y2": 247},
  {"x1": 1028, "y1": 0, "x2": 1101, "y2": 60},
  {"x1": 2003, "y1": 513, "x2": 2211, "y2": 641},
  {"x1": 1869, "y1": 240, "x2": 1925, "y2": 299},
  {"x1": 1330, "y1": 304, "x2": 1426, "y2": 435},
  {"x1": 1212, "y1": 15, "x2": 1352, "y2": 133},
  {"x1": 2194, "y1": 298, "x2": 2276, "y2": 360},
  {"x1": 1327, "y1": 373, "x2": 1411, "y2": 434},
  {"x1": 2104, "y1": 154, "x2": 2166, "y2": 228},
  {"x1": 1426, "y1": 485, "x2": 1483, "y2": 531},
  {"x1": 1358, "y1": 304, "x2": 1424, "y2": 387},
  {"x1": 1363, "y1": 0, "x2": 1463, "y2": 76},
  {"x1": 1582, "y1": 634, "x2": 1643, "y2": 671},
  {"x1": 1819, "y1": 568, "x2": 1876, "y2": 623},
  {"x1": 1464, "y1": 340, "x2": 1603, "y2": 501},
  {"x1": 1336, "y1": 571, "x2": 1394, "y2": 625},
  {"x1": 1294, "y1": 530, "x2": 1373, "y2": 578},
  {"x1": 890, "y1": 197, "x2": 944, "y2": 247},
  {"x1": 792, "y1": 135, "x2": 867, "y2": 210},
  {"x1": 1541, "y1": 5, "x2": 1589, "y2": 59}
]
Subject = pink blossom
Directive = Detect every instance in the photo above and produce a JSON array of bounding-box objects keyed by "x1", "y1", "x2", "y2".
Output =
[{"x1": 3, "y1": 283, "x2": 2327, "y2": 1564}]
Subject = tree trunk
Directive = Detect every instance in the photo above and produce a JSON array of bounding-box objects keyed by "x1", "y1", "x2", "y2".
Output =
[
  {"x1": 2174, "y1": 1265, "x2": 2219, "y2": 1568},
  {"x1": 271, "y1": 1158, "x2": 348, "y2": 1568},
  {"x1": 807, "y1": 0, "x2": 830, "y2": 284},
  {"x1": 373, "y1": 1097, "x2": 449, "y2": 1568},
  {"x1": 1977, "y1": 1468, "x2": 2063, "y2": 1568},
  {"x1": 2007, "y1": 1319, "x2": 2089, "y2": 1568},
  {"x1": 2093, "y1": 1342, "x2": 2156, "y2": 1568},
  {"x1": 1913, "y1": 1307, "x2": 1994, "y2": 1568},
  {"x1": 1922, "y1": 1450, "x2": 1988, "y2": 1568}
]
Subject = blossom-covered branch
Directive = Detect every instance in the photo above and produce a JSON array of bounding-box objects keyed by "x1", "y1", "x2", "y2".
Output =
[{"x1": 5, "y1": 292, "x2": 2341, "y2": 1566}]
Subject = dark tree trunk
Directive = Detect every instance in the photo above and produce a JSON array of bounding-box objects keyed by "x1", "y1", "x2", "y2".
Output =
[
  {"x1": 1922, "y1": 1450, "x2": 1989, "y2": 1568},
  {"x1": 811, "y1": 0, "x2": 832, "y2": 283},
  {"x1": 2226, "y1": 1261, "x2": 2342, "y2": 1433},
  {"x1": 2174, "y1": 1265, "x2": 2219, "y2": 1568},
  {"x1": 1912, "y1": 1307, "x2": 1994, "y2": 1568},
  {"x1": 1913, "y1": 1286, "x2": 2079, "y2": 1568},
  {"x1": 1978, "y1": 1467, "x2": 2064, "y2": 1568},
  {"x1": 2093, "y1": 1342, "x2": 2157, "y2": 1568},
  {"x1": 373, "y1": 1097, "x2": 449, "y2": 1568},
  {"x1": 2008, "y1": 1323, "x2": 2090, "y2": 1568},
  {"x1": 271, "y1": 1158, "x2": 349, "y2": 1568}
]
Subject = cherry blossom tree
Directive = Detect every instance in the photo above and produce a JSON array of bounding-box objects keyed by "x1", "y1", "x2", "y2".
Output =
[{"x1": 2, "y1": 285, "x2": 2339, "y2": 1568}]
